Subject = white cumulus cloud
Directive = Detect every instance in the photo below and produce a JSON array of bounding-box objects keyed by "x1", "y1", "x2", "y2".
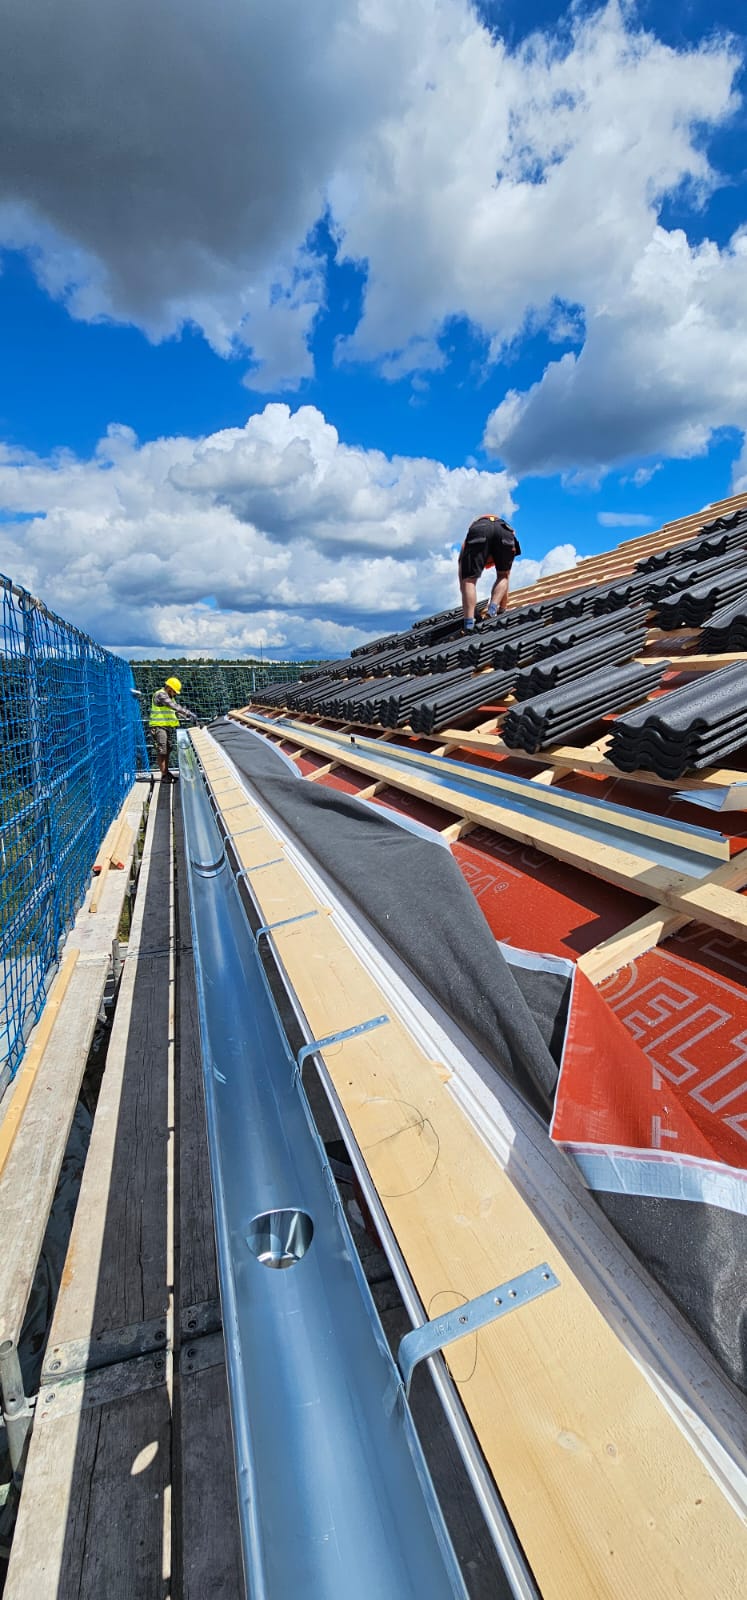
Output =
[
  {"x1": 512, "y1": 543, "x2": 579, "y2": 591},
  {"x1": 0, "y1": 404, "x2": 522, "y2": 655}
]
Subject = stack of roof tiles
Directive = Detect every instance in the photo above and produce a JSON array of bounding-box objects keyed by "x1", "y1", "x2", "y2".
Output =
[
  {"x1": 608, "y1": 663, "x2": 747, "y2": 777},
  {"x1": 653, "y1": 549, "x2": 747, "y2": 629},
  {"x1": 513, "y1": 625, "x2": 646, "y2": 701},
  {"x1": 635, "y1": 521, "x2": 745, "y2": 574},
  {"x1": 407, "y1": 669, "x2": 516, "y2": 734},
  {"x1": 502, "y1": 662, "x2": 664, "y2": 753},
  {"x1": 287, "y1": 674, "x2": 346, "y2": 711},
  {"x1": 701, "y1": 595, "x2": 747, "y2": 653},
  {"x1": 251, "y1": 679, "x2": 300, "y2": 707}
]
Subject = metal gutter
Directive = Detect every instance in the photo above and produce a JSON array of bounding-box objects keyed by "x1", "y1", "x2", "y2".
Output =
[{"x1": 177, "y1": 734, "x2": 469, "y2": 1600}]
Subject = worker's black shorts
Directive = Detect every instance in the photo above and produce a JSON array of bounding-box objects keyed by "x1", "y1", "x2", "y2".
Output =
[{"x1": 459, "y1": 529, "x2": 515, "y2": 582}]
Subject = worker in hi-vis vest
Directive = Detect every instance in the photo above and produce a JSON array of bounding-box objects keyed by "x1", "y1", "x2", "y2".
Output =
[{"x1": 148, "y1": 676, "x2": 198, "y2": 782}]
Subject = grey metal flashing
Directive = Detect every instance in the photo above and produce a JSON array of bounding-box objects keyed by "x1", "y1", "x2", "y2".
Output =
[
  {"x1": 178, "y1": 732, "x2": 469, "y2": 1600},
  {"x1": 299, "y1": 1043, "x2": 543, "y2": 1600},
  {"x1": 0, "y1": 1341, "x2": 33, "y2": 1475}
]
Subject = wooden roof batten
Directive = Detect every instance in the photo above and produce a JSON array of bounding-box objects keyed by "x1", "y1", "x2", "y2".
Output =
[{"x1": 505, "y1": 488, "x2": 747, "y2": 609}]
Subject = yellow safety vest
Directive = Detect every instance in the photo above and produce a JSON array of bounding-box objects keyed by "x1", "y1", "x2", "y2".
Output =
[{"x1": 149, "y1": 693, "x2": 178, "y2": 729}]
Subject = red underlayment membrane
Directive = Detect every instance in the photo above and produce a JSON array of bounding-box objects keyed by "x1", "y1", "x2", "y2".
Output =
[{"x1": 211, "y1": 718, "x2": 746, "y2": 1392}]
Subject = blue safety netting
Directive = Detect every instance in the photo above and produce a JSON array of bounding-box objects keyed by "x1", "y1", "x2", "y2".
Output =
[{"x1": 0, "y1": 576, "x2": 147, "y2": 1094}]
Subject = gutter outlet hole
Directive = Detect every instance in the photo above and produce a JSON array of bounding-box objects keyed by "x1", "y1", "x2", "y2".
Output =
[{"x1": 246, "y1": 1209, "x2": 314, "y2": 1269}]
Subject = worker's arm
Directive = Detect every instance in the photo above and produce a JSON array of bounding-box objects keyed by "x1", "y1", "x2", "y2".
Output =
[{"x1": 154, "y1": 688, "x2": 198, "y2": 722}]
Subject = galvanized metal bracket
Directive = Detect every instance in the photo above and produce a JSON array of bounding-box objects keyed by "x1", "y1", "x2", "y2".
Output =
[
  {"x1": 295, "y1": 1014, "x2": 390, "y2": 1081},
  {"x1": 236, "y1": 858, "x2": 284, "y2": 880},
  {"x1": 397, "y1": 1264, "x2": 560, "y2": 1396},
  {"x1": 255, "y1": 910, "x2": 319, "y2": 946}
]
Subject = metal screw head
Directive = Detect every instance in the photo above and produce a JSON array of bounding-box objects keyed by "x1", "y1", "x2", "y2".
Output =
[
  {"x1": 49, "y1": 1359, "x2": 61, "y2": 1371},
  {"x1": 186, "y1": 1346, "x2": 196, "y2": 1358},
  {"x1": 46, "y1": 1393, "x2": 55, "y2": 1403},
  {"x1": 187, "y1": 1318, "x2": 197, "y2": 1330},
  {"x1": 458, "y1": 1314, "x2": 468, "y2": 1325},
  {"x1": 155, "y1": 1329, "x2": 166, "y2": 1343}
]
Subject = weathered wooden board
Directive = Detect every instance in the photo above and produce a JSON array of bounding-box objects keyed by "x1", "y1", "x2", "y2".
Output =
[
  {"x1": 4, "y1": 1369, "x2": 172, "y2": 1600},
  {"x1": 0, "y1": 958, "x2": 109, "y2": 1351},
  {"x1": 46, "y1": 786, "x2": 172, "y2": 1350},
  {"x1": 178, "y1": 1356, "x2": 242, "y2": 1599},
  {"x1": 173, "y1": 796, "x2": 218, "y2": 1316}
]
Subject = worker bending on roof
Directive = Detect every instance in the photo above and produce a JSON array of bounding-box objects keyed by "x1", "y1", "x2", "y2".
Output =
[
  {"x1": 458, "y1": 515, "x2": 521, "y2": 633},
  {"x1": 149, "y1": 676, "x2": 198, "y2": 783}
]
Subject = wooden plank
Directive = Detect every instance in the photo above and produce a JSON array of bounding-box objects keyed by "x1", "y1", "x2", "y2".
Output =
[
  {"x1": 4, "y1": 1375, "x2": 172, "y2": 1600},
  {"x1": 204, "y1": 769, "x2": 746, "y2": 1600},
  {"x1": 173, "y1": 794, "x2": 218, "y2": 1314},
  {"x1": 635, "y1": 652, "x2": 747, "y2": 672},
  {"x1": 93, "y1": 812, "x2": 127, "y2": 873},
  {"x1": 439, "y1": 820, "x2": 475, "y2": 843},
  {"x1": 0, "y1": 956, "x2": 109, "y2": 1350},
  {"x1": 178, "y1": 1358, "x2": 243, "y2": 1599},
  {"x1": 578, "y1": 850, "x2": 747, "y2": 982},
  {"x1": 47, "y1": 787, "x2": 173, "y2": 1350},
  {"x1": 67, "y1": 782, "x2": 150, "y2": 962},
  {"x1": 306, "y1": 759, "x2": 340, "y2": 780},
  {"x1": 89, "y1": 822, "x2": 134, "y2": 913},
  {"x1": 0, "y1": 952, "x2": 79, "y2": 1178}
]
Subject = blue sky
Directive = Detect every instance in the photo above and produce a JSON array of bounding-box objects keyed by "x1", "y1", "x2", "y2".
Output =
[{"x1": 0, "y1": 0, "x2": 746, "y2": 658}]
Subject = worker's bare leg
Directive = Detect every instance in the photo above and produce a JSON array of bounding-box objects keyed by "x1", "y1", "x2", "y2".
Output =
[
  {"x1": 489, "y1": 573, "x2": 510, "y2": 613},
  {"x1": 460, "y1": 576, "x2": 478, "y2": 622}
]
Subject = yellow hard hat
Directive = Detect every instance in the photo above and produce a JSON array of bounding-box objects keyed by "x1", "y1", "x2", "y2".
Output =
[{"x1": 165, "y1": 676, "x2": 181, "y2": 693}]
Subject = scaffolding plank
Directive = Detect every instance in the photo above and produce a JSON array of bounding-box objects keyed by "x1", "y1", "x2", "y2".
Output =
[
  {"x1": 4, "y1": 1373, "x2": 171, "y2": 1600},
  {"x1": 46, "y1": 786, "x2": 172, "y2": 1353},
  {"x1": 0, "y1": 951, "x2": 79, "y2": 1179},
  {"x1": 173, "y1": 798, "x2": 218, "y2": 1314},
  {"x1": 0, "y1": 959, "x2": 108, "y2": 1352},
  {"x1": 179, "y1": 1357, "x2": 243, "y2": 1600}
]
